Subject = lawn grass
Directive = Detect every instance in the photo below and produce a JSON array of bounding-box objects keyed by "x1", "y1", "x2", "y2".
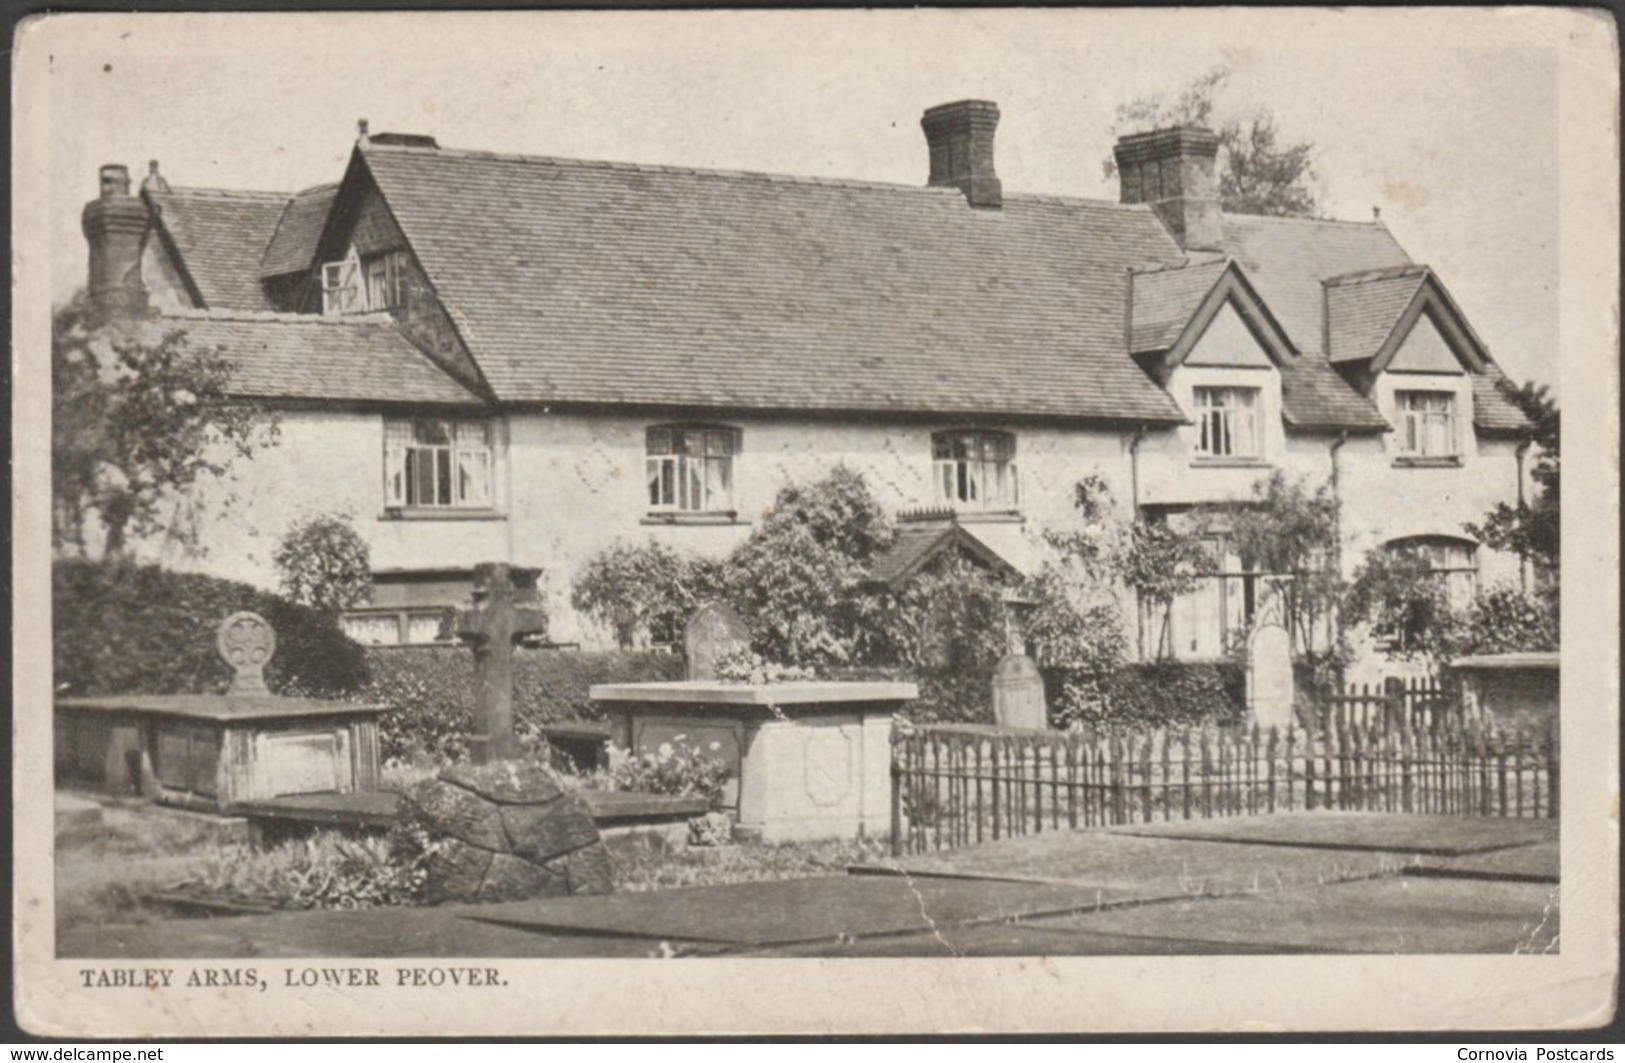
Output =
[{"x1": 56, "y1": 795, "x2": 894, "y2": 931}]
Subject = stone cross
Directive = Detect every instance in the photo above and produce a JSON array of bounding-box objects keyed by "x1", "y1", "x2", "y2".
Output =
[
  {"x1": 218, "y1": 611, "x2": 276, "y2": 696},
  {"x1": 1245, "y1": 588, "x2": 1296, "y2": 730},
  {"x1": 992, "y1": 652, "x2": 1048, "y2": 731},
  {"x1": 684, "y1": 601, "x2": 750, "y2": 680},
  {"x1": 456, "y1": 563, "x2": 548, "y2": 763}
]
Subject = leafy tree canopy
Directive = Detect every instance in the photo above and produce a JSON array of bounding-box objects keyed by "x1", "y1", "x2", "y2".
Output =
[
  {"x1": 1466, "y1": 380, "x2": 1560, "y2": 580},
  {"x1": 53, "y1": 293, "x2": 278, "y2": 558},
  {"x1": 1105, "y1": 66, "x2": 1320, "y2": 217}
]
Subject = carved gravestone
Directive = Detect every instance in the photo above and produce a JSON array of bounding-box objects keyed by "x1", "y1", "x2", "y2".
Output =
[
  {"x1": 218, "y1": 611, "x2": 276, "y2": 696},
  {"x1": 1246, "y1": 593, "x2": 1296, "y2": 730},
  {"x1": 992, "y1": 652, "x2": 1048, "y2": 731},
  {"x1": 684, "y1": 602, "x2": 750, "y2": 680},
  {"x1": 402, "y1": 760, "x2": 612, "y2": 902}
]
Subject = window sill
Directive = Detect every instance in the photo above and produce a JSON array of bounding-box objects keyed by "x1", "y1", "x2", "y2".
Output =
[
  {"x1": 1190, "y1": 457, "x2": 1269, "y2": 469},
  {"x1": 641, "y1": 512, "x2": 749, "y2": 527},
  {"x1": 378, "y1": 508, "x2": 507, "y2": 522},
  {"x1": 1392, "y1": 456, "x2": 1464, "y2": 469}
]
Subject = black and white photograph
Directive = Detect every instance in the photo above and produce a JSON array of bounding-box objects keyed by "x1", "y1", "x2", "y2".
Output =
[{"x1": 12, "y1": 7, "x2": 1617, "y2": 1037}]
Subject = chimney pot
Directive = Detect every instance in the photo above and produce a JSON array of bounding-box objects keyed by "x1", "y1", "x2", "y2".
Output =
[
  {"x1": 920, "y1": 99, "x2": 1002, "y2": 209},
  {"x1": 98, "y1": 163, "x2": 131, "y2": 201},
  {"x1": 1112, "y1": 126, "x2": 1223, "y2": 251}
]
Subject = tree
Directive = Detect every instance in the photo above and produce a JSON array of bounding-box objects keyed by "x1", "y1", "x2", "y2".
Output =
[
  {"x1": 1104, "y1": 66, "x2": 1320, "y2": 217},
  {"x1": 571, "y1": 539, "x2": 725, "y2": 649},
  {"x1": 1466, "y1": 380, "x2": 1559, "y2": 588},
  {"x1": 273, "y1": 513, "x2": 373, "y2": 613},
  {"x1": 52, "y1": 293, "x2": 277, "y2": 557}
]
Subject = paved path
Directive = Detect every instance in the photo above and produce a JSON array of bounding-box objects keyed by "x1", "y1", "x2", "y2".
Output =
[{"x1": 58, "y1": 812, "x2": 1557, "y2": 959}]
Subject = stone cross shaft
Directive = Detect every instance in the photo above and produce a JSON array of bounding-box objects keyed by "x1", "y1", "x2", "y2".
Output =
[{"x1": 455, "y1": 562, "x2": 547, "y2": 763}]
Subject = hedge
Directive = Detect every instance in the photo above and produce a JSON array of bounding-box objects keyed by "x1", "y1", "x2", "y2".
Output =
[
  {"x1": 53, "y1": 557, "x2": 366, "y2": 697},
  {"x1": 359, "y1": 645, "x2": 684, "y2": 763}
]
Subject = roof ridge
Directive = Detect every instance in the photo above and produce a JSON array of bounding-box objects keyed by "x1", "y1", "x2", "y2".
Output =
[
  {"x1": 292, "y1": 182, "x2": 341, "y2": 198},
  {"x1": 363, "y1": 140, "x2": 970, "y2": 198},
  {"x1": 1323, "y1": 264, "x2": 1431, "y2": 287},
  {"x1": 1129, "y1": 255, "x2": 1230, "y2": 277},
  {"x1": 150, "y1": 185, "x2": 292, "y2": 202},
  {"x1": 157, "y1": 309, "x2": 397, "y2": 326},
  {"x1": 1222, "y1": 211, "x2": 1391, "y2": 231}
]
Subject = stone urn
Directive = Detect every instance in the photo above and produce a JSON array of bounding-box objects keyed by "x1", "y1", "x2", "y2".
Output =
[{"x1": 402, "y1": 760, "x2": 613, "y2": 903}]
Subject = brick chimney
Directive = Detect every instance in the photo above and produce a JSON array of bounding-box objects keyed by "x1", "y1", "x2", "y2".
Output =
[
  {"x1": 1113, "y1": 126, "x2": 1223, "y2": 251},
  {"x1": 921, "y1": 100, "x2": 1002, "y2": 209},
  {"x1": 81, "y1": 163, "x2": 150, "y2": 322}
]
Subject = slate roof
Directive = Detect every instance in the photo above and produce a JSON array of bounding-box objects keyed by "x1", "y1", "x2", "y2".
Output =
[
  {"x1": 359, "y1": 143, "x2": 1190, "y2": 424},
  {"x1": 261, "y1": 184, "x2": 339, "y2": 278},
  {"x1": 1472, "y1": 364, "x2": 1532, "y2": 434},
  {"x1": 1129, "y1": 259, "x2": 1231, "y2": 354},
  {"x1": 140, "y1": 310, "x2": 483, "y2": 406},
  {"x1": 1323, "y1": 266, "x2": 1431, "y2": 364},
  {"x1": 865, "y1": 519, "x2": 1024, "y2": 588},
  {"x1": 1218, "y1": 214, "x2": 1414, "y2": 432},
  {"x1": 145, "y1": 188, "x2": 288, "y2": 311}
]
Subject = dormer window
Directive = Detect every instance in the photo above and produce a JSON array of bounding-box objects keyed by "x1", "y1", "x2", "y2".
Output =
[
  {"x1": 321, "y1": 249, "x2": 363, "y2": 316},
  {"x1": 1396, "y1": 390, "x2": 1459, "y2": 459},
  {"x1": 1193, "y1": 386, "x2": 1261, "y2": 459},
  {"x1": 323, "y1": 248, "x2": 407, "y2": 315},
  {"x1": 932, "y1": 429, "x2": 1019, "y2": 512}
]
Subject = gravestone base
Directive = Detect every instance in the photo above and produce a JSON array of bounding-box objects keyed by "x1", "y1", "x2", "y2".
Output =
[
  {"x1": 403, "y1": 759, "x2": 612, "y2": 903},
  {"x1": 591, "y1": 681, "x2": 917, "y2": 844}
]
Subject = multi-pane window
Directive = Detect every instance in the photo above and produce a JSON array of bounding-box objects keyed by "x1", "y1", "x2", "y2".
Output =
[
  {"x1": 324, "y1": 248, "x2": 406, "y2": 315},
  {"x1": 1396, "y1": 390, "x2": 1458, "y2": 458},
  {"x1": 384, "y1": 418, "x2": 493, "y2": 509},
  {"x1": 1388, "y1": 536, "x2": 1479, "y2": 611},
  {"x1": 364, "y1": 252, "x2": 406, "y2": 311},
  {"x1": 646, "y1": 426, "x2": 738, "y2": 514},
  {"x1": 321, "y1": 250, "x2": 363, "y2": 316},
  {"x1": 1192, "y1": 387, "x2": 1261, "y2": 459},
  {"x1": 932, "y1": 430, "x2": 1019, "y2": 511}
]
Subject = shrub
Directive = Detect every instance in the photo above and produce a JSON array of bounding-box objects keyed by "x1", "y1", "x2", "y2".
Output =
[
  {"x1": 52, "y1": 557, "x2": 367, "y2": 697},
  {"x1": 601, "y1": 737, "x2": 732, "y2": 807},
  {"x1": 572, "y1": 540, "x2": 724, "y2": 648},
  {"x1": 272, "y1": 513, "x2": 372, "y2": 613},
  {"x1": 178, "y1": 829, "x2": 435, "y2": 910},
  {"x1": 362, "y1": 645, "x2": 684, "y2": 764},
  {"x1": 1445, "y1": 584, "x2": 1559, "y2": 659},
  {"x1": 1048, "y1": 660, "x2": 1246, "y2": 731}
]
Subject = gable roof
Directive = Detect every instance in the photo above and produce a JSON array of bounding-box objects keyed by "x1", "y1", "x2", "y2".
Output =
[
  {"x1": 144, "y1": 187, "x2": 288, "y2": 311},
  {"x1": 139, "y1": 309, "x2": 484, "y2": 407},
  {"x1": 1324, "y1": 265, "x2": 1431, "y2": 364},
  {"x1": 1219, "y1": 214, "x2": 1417, "y2": 432},
  {"x1": 357, "y1": 142, "x2": 1189, "y2": 424},
  {"x1": 261, "y1": 184, "x2": 339, "y2": 278},
  {"x1": 1472, "y1": 364, "x2": 1533, "y2": 435},
  {"x1": 865, "y1": 518, "x2": 1025, "y2": 589},
  {"x1": 1129, "y1": 257, "x2": 1298, "y2": 370}
]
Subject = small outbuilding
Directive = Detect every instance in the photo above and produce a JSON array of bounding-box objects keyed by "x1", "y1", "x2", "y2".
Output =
[{"x1": 1451, "y1": 652, "x2": 1560, "y2": 726}]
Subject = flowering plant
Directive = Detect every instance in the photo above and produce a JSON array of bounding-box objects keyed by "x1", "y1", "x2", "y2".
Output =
[
  {"x1": 605, "y1": 734, "x2": 732, "y2": 807},
  {"x1": 713, "y1": 650, "x2": 816, "y2": 685}
]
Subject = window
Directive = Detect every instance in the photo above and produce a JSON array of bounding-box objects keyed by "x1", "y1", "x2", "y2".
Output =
[
  {"x1": 1396, "y1": 390, "x2": 1458, "y2": 458},
  {"x1": 384, "y1": 418, "x2": 493, "y2": 509},
  {"x1": 321, "y1": 249, "x2": 363, "y2": 316},
  {"x1": 363, "y1": 252, "x2": 406, "y2": 311},
  {"x1": 342, "y1": 608, "x2": 453, "y2": 646},
  {"x1": 1387, "y1": 536, "x2": 1478, "y2": 611},
  {"x1": 646, "y1": 426, "x2": 738, "y2": 514},
  {"x1": 324, "y1": 248, "x2": 406, "y2": 314},
  {"x1": 1192, "y1": 387, "x2": 1261, "y2": 459},
  {"x1": 932, "y1": 430, "x2": 1019, "y2": 512}
]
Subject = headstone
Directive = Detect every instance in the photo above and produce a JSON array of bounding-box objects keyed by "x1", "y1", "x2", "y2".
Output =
[
  {"x1": 1246, "y1": 592, "x2": 1295, "y2": 730},
  {"x1": 455, "y1": 563, "x2": 549, "y2": 764},
  {"x1": 684, "y1": 602, "x2": 750, "y2": 680},
  {"x1": 217, "y1": 611, "x2": 276, "y2": 696},
  {"x1": 992, "y1": 652, "x2": 1047, "y2": 731}
]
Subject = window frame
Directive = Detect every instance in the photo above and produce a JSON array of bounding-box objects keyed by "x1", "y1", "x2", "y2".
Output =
[
  {"x1": 321, "y1": 248, "x2": 363, "y2": 316},
  {"x1": 384, "y1": 417, "x2": 495, "y2": 512},
  {"x1": 645, "y1": 424, "x2": 740, "y2": 517},
  {"x1": 1394, "y1": 389, "x2": 1461, "y2": 461},
  {"x1": 1191, "y1": 385, "x2": 1263, "y2": 461},
  {"x1": 931, "y1": 429, "x2": 1021, "y2": 514}
]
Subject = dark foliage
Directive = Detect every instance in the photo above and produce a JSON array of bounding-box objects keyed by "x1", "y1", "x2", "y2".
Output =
[{"x1": 52, "y1": 557, "x2": 367, "y2": 697}]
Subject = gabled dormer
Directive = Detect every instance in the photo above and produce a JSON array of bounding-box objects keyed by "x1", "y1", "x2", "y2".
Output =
[
  {"x1": 1324, "y1": 265, "x2": 1523, "y2": 465},
  {"x1": 1130, "y1": 258, "x2": 1298, "y2": 470}
]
